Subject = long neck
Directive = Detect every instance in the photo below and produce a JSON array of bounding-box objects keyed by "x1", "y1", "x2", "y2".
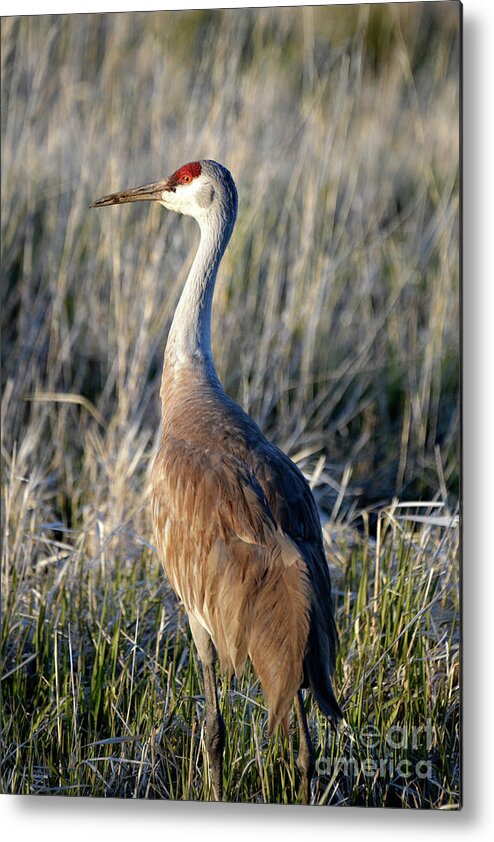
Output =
[{"x1": 164, "y1": 209, "x2": 234, "y2": 374}]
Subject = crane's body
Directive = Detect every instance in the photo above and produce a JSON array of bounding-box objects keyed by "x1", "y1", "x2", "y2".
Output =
[{"x1": 91, "y1": 160, "x2": 341, "y2": 803}]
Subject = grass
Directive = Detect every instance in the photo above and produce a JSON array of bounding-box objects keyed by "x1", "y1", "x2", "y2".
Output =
[
  {"x1": 1, "y1": 5, "x2": 460, "y2": 806},
  {"x1": 1, "y1": 496, "x2": 459, "y2": 805}
]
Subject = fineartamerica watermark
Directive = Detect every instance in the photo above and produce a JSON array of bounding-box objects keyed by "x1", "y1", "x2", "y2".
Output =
[
  {"x1": 316, "y1": 755, "x2": 432, "y2": 780},
  {"x1": 316, "y1": 720, "x2": 434, "y2": 781},
  {"x1": 357, "y1": 721, "x2": 433, "y2": 751}
]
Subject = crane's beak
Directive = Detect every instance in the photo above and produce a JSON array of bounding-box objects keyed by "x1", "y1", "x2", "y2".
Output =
[{"x1": 90, "y1": 180, "x2": 171, "y2": 208}]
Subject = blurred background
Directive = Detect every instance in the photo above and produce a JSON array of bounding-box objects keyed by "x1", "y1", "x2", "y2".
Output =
[{"x1": 2, "y1": 3, "x2": 460, "y2": 528}]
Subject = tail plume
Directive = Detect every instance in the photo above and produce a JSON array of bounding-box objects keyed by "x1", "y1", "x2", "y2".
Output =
[{"x1": 248, "y1": 539, "x2": 311, "y2": 732}]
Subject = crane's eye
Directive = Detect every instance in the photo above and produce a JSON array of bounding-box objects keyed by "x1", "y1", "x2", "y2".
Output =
[{"x1": 182, "y1": 175, "x2": 192, "y2": 183}]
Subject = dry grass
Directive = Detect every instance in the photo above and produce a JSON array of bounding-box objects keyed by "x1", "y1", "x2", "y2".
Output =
[{"x1": 1, "y1": 5, "x2": 460, "y2": 806}]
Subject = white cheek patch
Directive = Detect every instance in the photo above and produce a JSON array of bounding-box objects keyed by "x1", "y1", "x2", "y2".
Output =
[{"x1": 196, "y1": 183, "x2": 215, "y2": 209}]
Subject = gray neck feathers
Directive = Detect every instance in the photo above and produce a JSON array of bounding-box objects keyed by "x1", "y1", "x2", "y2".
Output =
[{"x1": 165, "y1": 191, "x2": 236, "y2": 374}]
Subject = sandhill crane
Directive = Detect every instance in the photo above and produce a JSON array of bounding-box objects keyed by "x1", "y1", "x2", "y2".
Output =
[{"x1": 91, "y1": 160, "x2": 341, "y2": 804}]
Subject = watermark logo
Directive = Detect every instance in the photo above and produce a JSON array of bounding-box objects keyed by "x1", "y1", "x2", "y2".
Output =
[{"x1": 316, "y1": 720, "x2": 433, "y2": 780}]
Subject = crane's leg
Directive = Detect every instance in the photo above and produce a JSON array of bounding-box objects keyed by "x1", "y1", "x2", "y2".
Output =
[
  {"x1": 294, "y1": 690, "x2": 315, "y2": 805},
  {"x1": 189, "y1": 616, "x2": 225, "y2": 801}
]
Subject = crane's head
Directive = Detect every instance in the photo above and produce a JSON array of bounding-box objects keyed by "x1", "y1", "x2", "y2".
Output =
[{"x1": 90, "y1": 160, "x2": 238, "y2": 226}]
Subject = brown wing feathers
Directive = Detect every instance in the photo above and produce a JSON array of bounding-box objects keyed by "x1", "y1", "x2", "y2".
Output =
[
  {"x1": 152, "y1": 436, "x2": 312, "y2": 729},
  {"x1": 248, "y1": 545, "x2": 311, "y2": 732},
  {"x1": 250, "y1": 446, "x2": 342, "y2": 722}
]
